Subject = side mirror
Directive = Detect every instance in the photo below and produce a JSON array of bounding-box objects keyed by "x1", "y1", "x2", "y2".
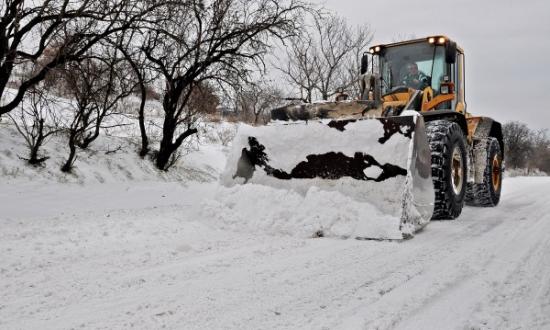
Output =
[
  {"x1": 445, "y1": 41, "x2": 457, "y2": 64},
  {"x1": 360, "y1": 53, "x2": 369, "y2": 74}
]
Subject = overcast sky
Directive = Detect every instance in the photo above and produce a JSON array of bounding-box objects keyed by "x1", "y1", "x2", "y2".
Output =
[{"x1": 317, "y1": 0, "x2": 550, "y2": 129}]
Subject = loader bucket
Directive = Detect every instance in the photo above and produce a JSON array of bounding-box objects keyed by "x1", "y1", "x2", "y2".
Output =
[{"x1": 220, "y1": 113, "x2": 434, "y2": 240}]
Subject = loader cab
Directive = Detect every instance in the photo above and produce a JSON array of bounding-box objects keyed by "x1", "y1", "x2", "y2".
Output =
[{"x1": 368, "y1": 36, "x2": 466, "y2": 113}]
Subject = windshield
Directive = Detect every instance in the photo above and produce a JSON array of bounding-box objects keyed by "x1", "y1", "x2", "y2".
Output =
[{"x1": 379, "y1": 43, "x2": 446, "y2": 94}]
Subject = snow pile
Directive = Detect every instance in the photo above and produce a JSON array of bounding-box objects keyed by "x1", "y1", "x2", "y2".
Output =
[
  {"x1": 202, "y1": 184, "x2": 402, "y2": 239},
  {"x1": 505, "y1": 167, "x2": 548, "y2": 177},
  {"x1": 223, "y1": 120, "x2": 412, "y2": 178},
  {"x1": 0, "y1": 121, "x2": 229, "y2": 184},
  {"x1": 215, "y1": 116, "x2": 434, "y2": 239},
  {"x1": 220, "y1": 120, "x2": 413, "y2": 221}
]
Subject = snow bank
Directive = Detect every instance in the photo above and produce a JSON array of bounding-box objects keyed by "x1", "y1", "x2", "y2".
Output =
[
  {"x1": 217, "y1": 116, "x2": 434, "y2": 239},
  {"x1": 505, "y1": 167, "x2": 548, "y2": 177},
  {"x1": 202, "y1": 184, "x2": 402, "y2": 239},
  {"x1": 222, "y1": 119, "x2": 412, "y2": 176},
  {"x1": 0, "y1": 121, "x2": 229, "y2": 185}
]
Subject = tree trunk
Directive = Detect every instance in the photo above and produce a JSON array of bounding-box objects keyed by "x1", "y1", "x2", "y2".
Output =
[
  {"x1": 155, "y1": 117, "x2": 177, "y2": 171},
  {"x1": 77, "y1": 131, "x2": 99, "y2": 149},
  {"x1": 155, "y1": 115, "x2": 198, "y2": 171},
  {"x1": 28, "y1": 144, "x2": 41, "y2": 165},
  {"x1": 61, "y1": 135, "x2": 78, "y2": 172},
  {"x1": 155, "y1": 143, "x2": 174, "y2": 171},
  {"x1": 25, "y1": 118, "x2": 50, "y2": 165},
  {"x1": 138, "y1": 84, "x2": 149, "y2": 157},
  {"x1": 28, "y1": 136, "x2": 48, "y2": 165}
]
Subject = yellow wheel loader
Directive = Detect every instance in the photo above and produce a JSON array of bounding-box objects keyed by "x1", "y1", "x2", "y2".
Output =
[{"x1": 221, "y1": 36, "x2": 504, "y2": 240}]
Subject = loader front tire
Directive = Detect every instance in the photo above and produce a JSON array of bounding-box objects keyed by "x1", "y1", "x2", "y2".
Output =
[
  {"x1": 426, "y1": 120, "x2": 467, "y2": 220},
  {"x1": 465, "y1": 137, "x2": 502, "y2": 207}
]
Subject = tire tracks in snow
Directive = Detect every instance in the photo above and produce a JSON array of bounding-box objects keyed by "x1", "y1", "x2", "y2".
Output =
[
  {"x1": 338, "y1": 178, "x2": 550, "y2": 330},
  {"x1": 2, "y1": 178, "x2": 549, "y2": 330}
]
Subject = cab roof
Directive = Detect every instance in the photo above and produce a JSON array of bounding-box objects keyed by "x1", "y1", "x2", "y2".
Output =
[{"x1": 370, "y1": 36, "x2": 464, "y2": 54}]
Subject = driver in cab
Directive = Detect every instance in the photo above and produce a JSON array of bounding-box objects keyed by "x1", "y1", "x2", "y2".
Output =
[{"x1": 402, "y1": 62, "x2": 429, "y2": 90}]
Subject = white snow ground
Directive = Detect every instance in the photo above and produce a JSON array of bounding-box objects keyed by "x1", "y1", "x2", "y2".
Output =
[{"x1": 1, "y1": 123, "x2": 550, "y2": 330}]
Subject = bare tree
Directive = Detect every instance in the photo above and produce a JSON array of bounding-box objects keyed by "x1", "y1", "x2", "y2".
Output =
[
  {"x1": 187, "y1": 82, "x2": 220, "y2": 116},
  {"x1": 8, "y1": 85, "x2": 61, "y2": 165},
  {"x1": 503, "y1": 121, "x2": 533, "y2": 169},
  {"x1": 503, "y1": 121, "x2": 550, "y2": 173},
  {"x1": 141, "y1": 0, "x2": 307, "y2": 170},
  {"x1": 277, "y1": 13, "x2": 372, "y2": 102},
  {"x1": 314, "y1": 15, "x2": 372, "y2": 100},
  {"x1": 81, "y1": 47, "x2": 136, "y2": 149},
  {"x1": 530, "y1": 128, "x2": 550, "y2": 173},
  {"x1": 59, "y1": 43, "x2": 136, "y2": 172},
  {"x1": 0, "y1": 0, "x2": 165, "y2": 116},
  {"x1": 344, "y1": 25, "x2": 375, "y2": 99},
  {"x1": 276, "y1": 36, "x2": 319, "y2": 103},
  {"x1": 235, "y1": 81, "x2": 284, "y2": 124},
  {"x1": 109, "y1": 29, "x2": 158, "y2": 157}
]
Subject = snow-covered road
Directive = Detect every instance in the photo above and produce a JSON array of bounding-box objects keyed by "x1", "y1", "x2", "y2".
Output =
[{"x1": 1, "y1": 177, "x2": 549, "y2": 330}]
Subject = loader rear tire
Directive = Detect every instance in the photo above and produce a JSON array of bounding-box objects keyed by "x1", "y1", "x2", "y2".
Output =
[
  {"x1": 465, "y1": 137, "x2": 502, "y2": 207},
  {"x1": 425, "y1": 120, "x2": 467, "y2": 220}
]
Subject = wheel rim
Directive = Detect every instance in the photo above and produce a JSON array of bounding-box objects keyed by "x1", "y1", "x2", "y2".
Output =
[
  {"x1": 451, "y1": 146, "x2": 464, "y2": 195},
  {"x1": 492, "y1": 155, "x2": 501, "y2": 191}
]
